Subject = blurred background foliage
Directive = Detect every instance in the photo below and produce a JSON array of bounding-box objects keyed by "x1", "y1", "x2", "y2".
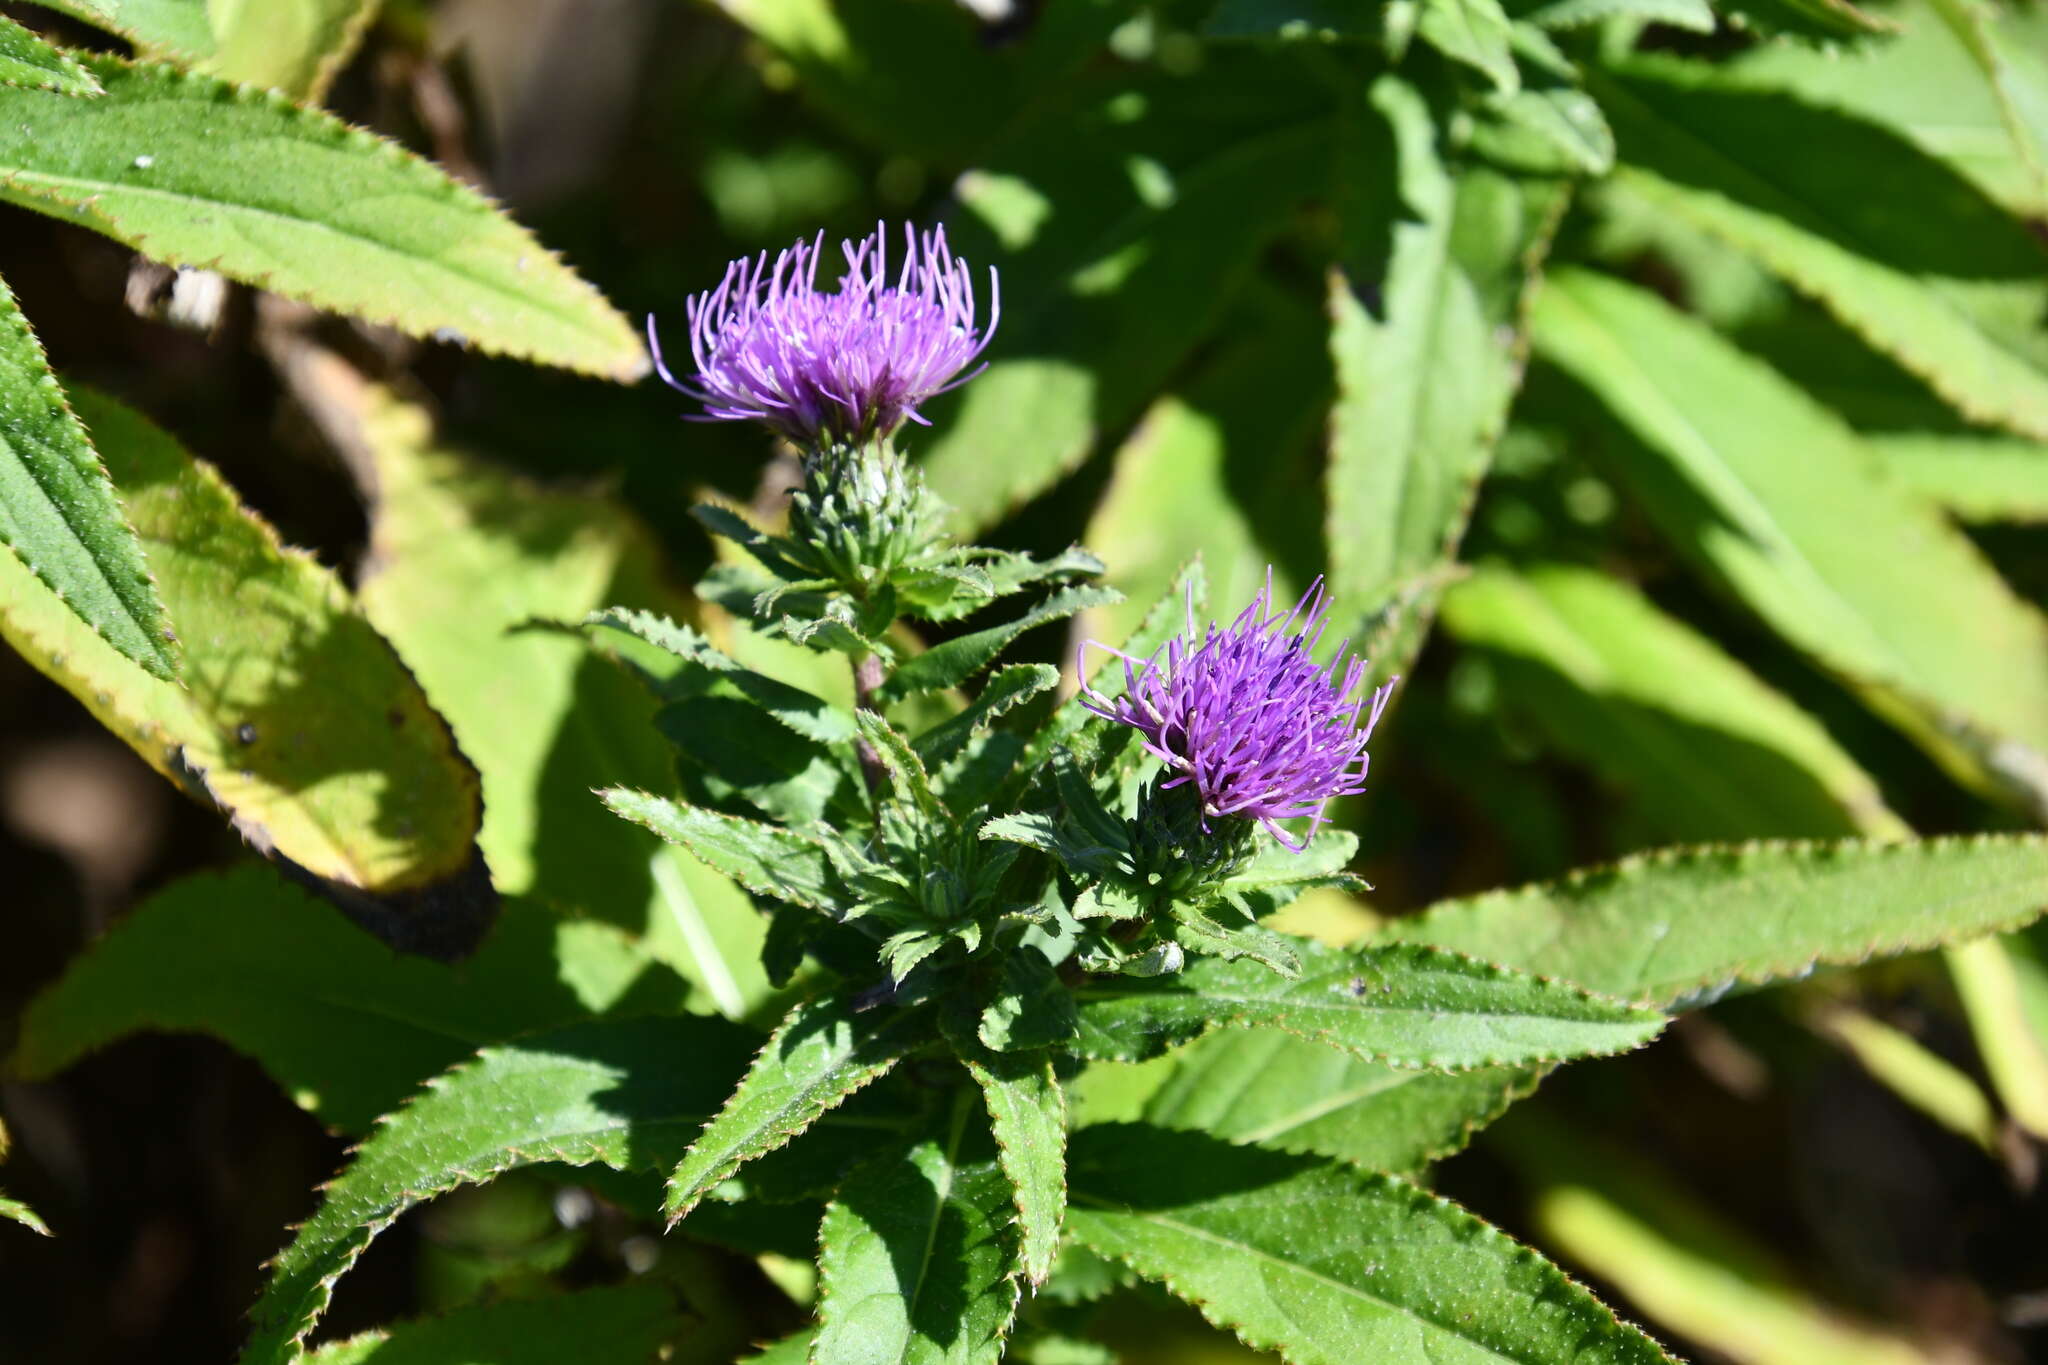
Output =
[{"x1": 0, "y1": 0, "x2": 2045, "y2": 1360}]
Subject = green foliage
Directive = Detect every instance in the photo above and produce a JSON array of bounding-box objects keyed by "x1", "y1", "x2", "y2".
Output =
[
  {"x1": 8, "y1": 864, "x2": 691, "y2": 1132},
  {"x1": 0, "y1": 388, "x2": 482, "y2": 907},
  {"x1": 0, "y1": 56, "x2": 643, "y2": 378},
  {"x1": 1065, "y1": 1124, "x2": 1676, "y2": 1365},
  {"x1": 813, "y1": 1109, "x2": 1022, "y2": 1365},
  {"x1": 1072, "y1": 940, "x2": 1666, "y2": 1065},
  {"x1": 663, "y1": 992, "x2": 933, "y2": 1226},
  {"x1": 1384, "y1": 834, "x2": 2048, "y2": 1005},
  {"x1": 0, "y1": 277, "x2": 170, "y2": 678},
  {"x1": 301, "y1": 1285, "x2": 682, "y2": 1365},
  {"x1": 242, "y1": 1015, "x2": 755, "y2": 1363},
  {"x1": 0, "y1": 13, "x2": 102, "y2": 93},
  {"x1": 950, "y1": 1025, "x2": 1068, "y2": 1285}
]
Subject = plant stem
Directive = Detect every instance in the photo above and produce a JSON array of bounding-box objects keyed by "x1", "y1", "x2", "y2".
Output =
[{"x1": 853, "y1": 651, "x2": 889, "y2": 797}]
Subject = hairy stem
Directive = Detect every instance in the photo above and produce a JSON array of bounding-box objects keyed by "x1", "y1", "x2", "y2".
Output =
[{"x1": 853, "y1": 651, "x2": 889, "y2": 797}]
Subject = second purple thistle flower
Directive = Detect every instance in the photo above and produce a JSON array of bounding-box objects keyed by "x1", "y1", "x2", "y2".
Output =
[
  {"x1": 1081, "y1": 575, "x2": 1396, "y2": 851},
  {"x1": 650, "y1": 222, "x2": 999, "y2": 448}
]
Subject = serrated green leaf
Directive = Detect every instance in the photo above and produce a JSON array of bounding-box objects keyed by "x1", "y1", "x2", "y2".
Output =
[
  {"x1": 1383, "y1": 833, "x2": 2048, "y2": 1006},
  {"x1": 604, "y1": 790, "x2": 850, "y2": 917},
  {"x1": 347, "y1": 385, "x2": 768, "y2": 1013},
  {"x1": 0, "y1": 56, "x2": 642, "y2": 378},
  {"x1": 1441, "y1": 562, "x2": 1907, "y2": 841},
  {"x1": 1143, "y1": 1029, "x2": 1534, "y2": 1171},
  {"x1": 914, "y1": 663, "x2": 1058, "y2": 773},
  {"x1": 980, "y1": 947, "x2": 1080, "y2": 1052},
  {"x1": 879, "y1": 585, "x2": 1120, "y2": 702},
  {"x1": 925, "y1": 54, "x2": 1335, "y2": 531},
  {"x1": 664, "y1": 993, "x2": 932, "y2": 1225},
  {"x1": 1594, "y1": 60, "x2": 2048, "y2": 441},
  {"x1": 1417, "y1": 0, "x2": 1520, "y2": 92},
  {"x1": 949, "y1": 1024, "x2": 1067, "y2": 1286},
  {"x1": 1718, "y1": 0, "x2": 1894, "y2": 37},
  {"x1": 0, "y1": 14, "x2": 102, "y2": 93},
  {"x1": 0, "y1": 274, "x2": 171, "y2": 679},
  {"x1": 241, "y1": 1015, "x2": 756, "y2": 1364},
  {"x1": 9, "y1": 864, "x2": 691, "y2": 1133},
  {"x1": 1531, "y1": 268, "x2": 2048, "y2": 810},
  {"x1": 1477, "y1": 84, "x2": 1616, "y2": 176},
  {"x1": 1869, "y1": 433, "x2": 2048, "y2": 522},
  {"x1": 1065, "y1": 1123, "x2": 1676, "y2": 1365},
  {"x1": 301, "y1": 1284, "x2": 680, "y2": 1365},
  {"x1": 590, "y1": 607, "x2": 858, "y2": 746},
  {"x1": 812, "y1": 1124, "x2": 1021, "y2": 1365},
  {"x1": 1733, "y1": 0, "x2": 2048, "y2": 217},
  {"x1": 663, "y1": 692, "x2": 856, "y2": 829},
  {"x1": 27, "y1": 1, "x2": 212, "y2": 55},
  {"x1": 0, "y1": 387, "x2": 482, "y2": 913},
  {"x1": 53, "y1": 0, "x2": 383, "y2": 102},
  {"x1": 1326, "y1": 78, "x2": 1568, "y2": 682},
  {"x1": 1072, "y1": 940, "x2": 1666, "y2": 1067},
  {"x1": 857, "y1": 709, "x2": 945, "y2": 822}
]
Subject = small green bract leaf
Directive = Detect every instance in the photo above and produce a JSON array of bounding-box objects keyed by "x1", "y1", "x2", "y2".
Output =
[{"x1": 301, "y1": 1285, "x2": 680, "y2": 1365}]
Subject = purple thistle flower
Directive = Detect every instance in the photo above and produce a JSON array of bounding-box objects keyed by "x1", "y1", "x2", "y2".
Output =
[
  {"x1": 650, "y1": 222, "x2": 999, "y2": 447},
  {"x1": 1079, "y1": 573, "x2": 1396, "y2": 852}
]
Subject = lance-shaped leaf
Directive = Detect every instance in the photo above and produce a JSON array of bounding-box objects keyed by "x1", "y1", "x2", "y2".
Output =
[
  {"x1": 949, "y1": 1024, "x2": 1068, "y2": 1286},
  {"x1": 664, "y1": 993, "x2": 933, "y2": 1225},
  {"x1": 914, "y1": 663, "x2": 1058, "y2": 772},
  {"x1": 0, "y1": 13, "x2": 102, "y2": 93},
  {"x1": 1143, "y1": 1029, "x2": 1536, "y2": 1172},
  {"x1": 1382, "y1": 833, "x2": 2048, "y2": 1007},
  {"x1": 241, "y1": 1015, "x2": 755, "y2": 1364},
  {"x1": 1593, "y1": 60, "x2": 2048, "y2": 441},
  {"x1": 1441, "y1": 562, "x2": 1907, "y2": 842},
  {"x1": 0, "y1": 1190, "x2": 46, "y2": 1236},
  {"x1": 1326, "y1": 77, "x2": 1568, "y2": 682},
  {"x1": 813, "y1": 1125, "x2": 1022, "y2": 1365},
  {"x1": 589, "y1": 607, "x2": 857, "y2": 746},
  {"x1": 605, "y1": 790, "x2": 852, "y2": 917},
  {"x1": 879, "y1": 585, "x2": 1121, "y2": 702},
  {"x1": 0, "y1": 388, "x2": 483, "y2": 933},
  {"x1": 9, "y1": 865, "x2": 691, "y2": 1133},
  {"x1": 0, "y1": 274, "x2": 171, "y2": 678},
  {"x1": 1532, "y1": 268, "x2": 2048, "y2": 812},
  {"x1": 1072, "y1": 940, "x2": 1665, "y2": 1067},
  {"x1": 1519, "y1": 0, "x2": 1712, "y2": 33},
  {"x1": 345, "y1": 384, "x2": 767, "y2": 1012},
  {"x1": 0, "y1": 56, "x2": 642, "y2": 378},
  {"x1": 302, "y1": 1284, "x2": 681, "y2": 1365},
  {"x1": 1065, "y1": 1124, "x2": 1676, "y2": 1365}
]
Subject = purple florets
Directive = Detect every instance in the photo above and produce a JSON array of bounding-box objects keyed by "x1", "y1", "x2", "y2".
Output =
[
  {"x1": 1080, "y1": 573, "x2": 1395, "y2": 851},
  {"x1": 650, "y1": 222, "x2": 998, "y2": 447}
]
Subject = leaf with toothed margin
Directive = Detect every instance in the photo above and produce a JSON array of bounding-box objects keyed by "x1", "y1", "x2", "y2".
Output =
[
  {"x1": 0, "y1": 270, "x2": 171, "y2": 680},
  {"x1": 0, "y1": 14, "x2": 102, "y2": 93},
  {"x1": 603, "y1": 789, "x2": 855, "y2": 916},
  {"x1": 586, "y1": 607, "x2": 857, "y2": 746},
  {"x1": 856, "y1": 710, "x2": 945, "y2": 822},
  {"x1": 812, "y1": 1128, "x2": 1022, "y2": 1365},
  {"x1": 1065, "y1": 1124, "x2": 1679, "y2": 1365},
  {"x1": 663, "y1": 992, "x2": 935, "y2": 1226},
  {"x1": 945, "y1": 1015, "x2": 1068, "y2": 1286},
  {"x1": 300, "y1": 1284, "x2": 680, "y2": 1365},
  {"x1": 239, "y1": 1015, "x2": 756, "y2": 1365},
  {"x1": 1141, "y1": 1029, "x2": 1538, "y2": 1174},
  {"x1": 1071, "y1": 940, "x2": 1666, "y2": 1067},
  {"x1": 1380, "y1": 833, "x2": 2048, "y2": 1008},
  {"x1": 879, "y1": 584, "x2": 1122, "y2": 703},
  {"x1": 0, "y1": 387, "x2": 483, "y2": 921},
  {"x1": 0, "y1": 55, "x2": 643, "y2": 379},
  {"x1": 915, "y1": 663, "x2": 1059, "y2": 772},
  {"x1": 40, "y1": 0, "x2": 384, "y2": 101}
]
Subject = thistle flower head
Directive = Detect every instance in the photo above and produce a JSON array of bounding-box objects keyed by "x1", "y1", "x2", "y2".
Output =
[
  {"x1": 1080, "y1": 573, "x2": 1395, "y2": 851},
  {"x1": 651, "y1": 222, "x2": 998, "y2": 447}
]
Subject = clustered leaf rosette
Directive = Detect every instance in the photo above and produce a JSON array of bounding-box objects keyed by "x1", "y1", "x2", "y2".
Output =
[{"x1": 652, "y1": 224, "x2": 1098, "y2": 649}]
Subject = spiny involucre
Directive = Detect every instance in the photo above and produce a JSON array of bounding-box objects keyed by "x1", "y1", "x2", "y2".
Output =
[
  {"x1": 1081, "y1": 573, "x2": 1395, "y2": 850},
  {"x1": 650, "y1": 221, "x2": 999, "y2": 447}
]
